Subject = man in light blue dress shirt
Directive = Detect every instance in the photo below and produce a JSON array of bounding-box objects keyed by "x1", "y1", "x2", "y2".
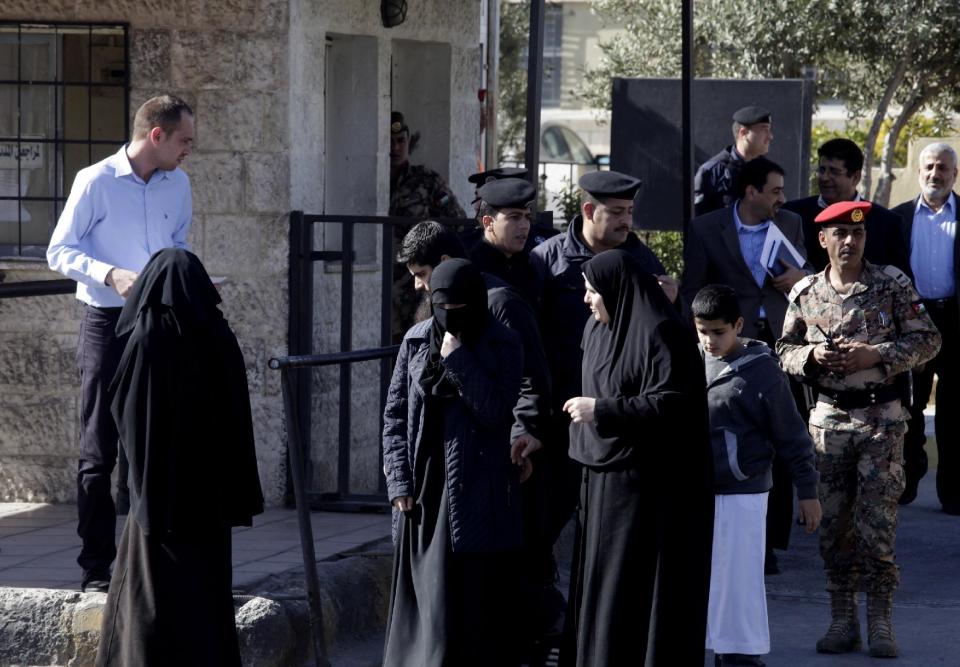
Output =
[
  {"x1": 47, "y1": 95, "x2": 195, "y2": 591},
  {"x1": 892, "y1": 142, "x2": 959, "y2": 513}
]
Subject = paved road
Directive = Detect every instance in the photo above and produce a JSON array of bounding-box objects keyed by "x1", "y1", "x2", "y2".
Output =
[{"x1": 759, "y1": 472, "x2": 960, "y2": 666}]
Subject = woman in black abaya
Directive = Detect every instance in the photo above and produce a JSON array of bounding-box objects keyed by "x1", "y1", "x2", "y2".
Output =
[
  {"x1": 96, "y1": 248, "x2": 264, "y2": 667},
  {"x1": 562, "y1": 249, "x2": 714, "y2": 667},
  {"x1": 381, "y1": 259, "x2": 524, "y2": 667}
]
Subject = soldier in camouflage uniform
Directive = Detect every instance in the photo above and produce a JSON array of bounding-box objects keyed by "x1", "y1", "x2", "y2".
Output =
[
  {"x1": 777, "y1": 201, "x2": 941, "y2": 659},
  {"x1": 389, "y1": 111, "x2": 466, "y2": 341}
]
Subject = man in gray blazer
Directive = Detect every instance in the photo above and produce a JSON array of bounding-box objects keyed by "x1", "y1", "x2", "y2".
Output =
[
  {"x1": 682, "y1": 156, "x2": 812, "y2": 342},
  {"x1": 682, "y1": 156, "x2": 812, "y2": 575}
]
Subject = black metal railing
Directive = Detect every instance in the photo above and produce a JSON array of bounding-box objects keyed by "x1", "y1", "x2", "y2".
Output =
[
  {"x1": 278, "y1": 213, "x2": 479, "y2": 511},
  {"x1": 0, "y1": 278, "x2": 74, "y2": 298}
]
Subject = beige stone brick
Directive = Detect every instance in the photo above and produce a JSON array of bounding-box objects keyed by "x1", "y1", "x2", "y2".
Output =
[
  {"x1": 244, "y1": 152, "x2": 289, "y2": 213},
  {"x1": 204, "y1": 214, "x2": 262, "y2": 276},
  {"x1": 0, "y1": 456, "x2": 75, "y2": 503},
  {"x1": 0, "y1": 334, "x2": 78, "y2": 392},
  {"x1": 130, "y1": 29, "x2": 171, "y2": 89},
  {"x1": 0, "y1": 394, "x2": 75, "y2": 457},
  {"x1": 0, "y1": 294, "x2": 82, "y2": 335},
  {"x1": 182, "y1": 151, "x2": 244, "y2": 214},
  {"x1": 195, "y1": 90, "x2": 265, "y2": 152},
  {"x1": 235, "y1": 33, "x2": 286, "y2": 90},
  {"x1": 170, "y1": 30, "x2": 240, "y2": 89}
]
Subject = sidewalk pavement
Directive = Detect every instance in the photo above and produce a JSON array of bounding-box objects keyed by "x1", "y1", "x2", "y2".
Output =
[
  {"x1": 0, "y1": 504, "x2": 392, "y2": 666},
  {"x1": 757, "y1": 469, "x2": 959, "y2": 666}
]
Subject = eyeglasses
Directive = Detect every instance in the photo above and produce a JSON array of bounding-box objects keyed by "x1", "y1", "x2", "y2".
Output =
[{"x1": 816, "y1": 166, "x2": 848, "y2": 177}]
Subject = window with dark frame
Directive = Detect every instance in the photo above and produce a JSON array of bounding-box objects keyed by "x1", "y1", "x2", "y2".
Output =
[
  {"x1": 541, "y1": 5, "x2": 563, "y2": 108},
  {"x1": 0, "y1": 21, "x2": 129, "y2": 259}
]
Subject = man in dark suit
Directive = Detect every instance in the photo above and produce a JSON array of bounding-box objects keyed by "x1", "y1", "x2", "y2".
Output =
[
  {"x1": 783, "y1": 138, "x2": 911, "y2": 275},
  {"x1": 684, "y1": 156, "x2": 812, "y2": 341},
  {"x1": 891, "y1": 142, "x2": 959, "y2": 512},
  {"x1": 683, "y1": 156, "x2": 813, "y2": 574}
]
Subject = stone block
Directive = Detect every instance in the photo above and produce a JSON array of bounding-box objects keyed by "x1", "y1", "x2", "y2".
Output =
[
  {"x1": 0, "y1": 333, "x2": 78, "y2": 392},
  {"x1": 250, "y1": 397, "x2": 286, "y2": 506},
  {"x1": 245, "y1": 152, "x2": 289, "y2": 213},
  {"x1": 182, "y1": 151, "x2": 244, "y2": 214},
  {"x1": 237, "y1": 35, "x2": 286, "y2": 90},
  {"x1": 204, "y1": 214, "x2": 262, "y2": 276},
  {"x1": 258, "y1": 213, "x2": 290, "y2": 278},
  {"x1": 236, "y1": 334, "x2": 267, "y2": 397},
  {"x1": 0, "y1": 457, "x2": 76, "y2": 503},
  {"x1": 218, "y1": 274, "x2": 286, "y2": 337},
  {"x1": 236, "y1": 597, "x2": 295, "y2": 667},
  {"x1": 130, "y1": 29, "x2": 171, "y2": 89},
  {"x1": 170, "y1": 30, "x2": 241, "y2": 89},
  {"x1": 0, "y1": 393, "x2": 75, "y2": 456},
  {"x1": 0, "y1": 292, "x2": 83, "y2": 335},
  {"x1": 195, "y1": 90, "x2": 265, "y2": 152},
  {"x1": 262, "y1": 92, "x2": 289, "y2": 151},
  {"x1": 0, "y1": 588, "x2": 75, "y2": 666}
]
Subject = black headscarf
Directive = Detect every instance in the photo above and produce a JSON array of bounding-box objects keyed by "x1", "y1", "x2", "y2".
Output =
[
  {"x1": 116, "y1": 247, "x2": 221, "y2": 336},
  {"x1": 419, "y1": 259, "x2": 489, "y2": 395},
  {"x1": 573, "y1": 249, "x2": 705, "y2": 467}
]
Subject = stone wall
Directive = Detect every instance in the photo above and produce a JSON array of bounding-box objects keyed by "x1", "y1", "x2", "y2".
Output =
[{"x1": 0, "y1": 0, "x2": 482, "y2": 505}]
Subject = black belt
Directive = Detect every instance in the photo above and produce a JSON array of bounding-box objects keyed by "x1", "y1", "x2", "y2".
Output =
[
  {"x1": 816, "y1": 383, "x2": 901, "y2": 410},
  {"x1": 923, "y1": 296, "x2": 957, "y2": 310}
]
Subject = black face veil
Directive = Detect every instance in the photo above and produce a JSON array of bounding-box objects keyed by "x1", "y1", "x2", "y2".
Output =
[{"x1": 429, "y1": 258, "x2": 489, "y2": 347}]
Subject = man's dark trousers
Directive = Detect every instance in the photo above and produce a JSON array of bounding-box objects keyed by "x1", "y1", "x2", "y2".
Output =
[
  {"x1": 76, "y1": 305, "x2": 126, "y2": 581},
  {"x1": 904, "y1": 297, "x2": 958, "y2": 511}
]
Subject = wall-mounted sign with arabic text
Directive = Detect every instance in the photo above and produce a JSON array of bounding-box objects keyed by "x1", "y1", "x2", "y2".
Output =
[{"x1": 0, "y1": 139, "x2": 44, "y2": 169}]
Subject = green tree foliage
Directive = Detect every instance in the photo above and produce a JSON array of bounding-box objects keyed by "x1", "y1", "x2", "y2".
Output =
[
  {"x1": 638, "y1": 230, "x2": 684, "y2": 277},
  {"x1": 810, "y1": 115, "x2": 955, "y2": 192},
  {"x1": 579, "y1": 0, "x2": 960, "y2": 206}
]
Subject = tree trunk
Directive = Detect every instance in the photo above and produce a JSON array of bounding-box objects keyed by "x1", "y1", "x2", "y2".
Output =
[
  {"x1": 874, "y1": 93, "x2": 926, "y2": 207},
  {"x1": 862, "y1": 57, "x2": 909, "y2": 199}
]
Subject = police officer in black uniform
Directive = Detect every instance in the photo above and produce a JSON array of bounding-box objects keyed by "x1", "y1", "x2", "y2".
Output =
[
  {"x1": 468, "y1": 178, "x2": 543, "y2": 306},
  {"x1": 694, "y1": 106, "x2": 774, "y2": 217}
]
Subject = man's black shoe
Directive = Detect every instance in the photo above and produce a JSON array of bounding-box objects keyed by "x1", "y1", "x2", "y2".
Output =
[
  {"x1": 81, "y1": 578, "x2": 110, "y2": 593},
  {"x1": 82, "y1": 569, "x2": 111, "y2": 593}
]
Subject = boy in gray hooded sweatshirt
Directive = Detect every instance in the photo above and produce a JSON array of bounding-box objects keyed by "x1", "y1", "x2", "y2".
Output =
[{"x1": 693, "y1": 284, "x2": 822, "y2": 667}]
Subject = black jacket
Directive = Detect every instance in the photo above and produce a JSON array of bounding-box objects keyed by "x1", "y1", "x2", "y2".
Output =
[
  {"x1": 484, "y1": 273, "x2": 552, "y2": 444},
  {"x1": 694, "y1": 145, "x2": 745, "y2": 217},
  {"x1": 891, "y1": 193, "x2": 960, "y2": 329},
  {"x1": 782, "y1": 195, "x2": 912, "y2": 276},
  {"x1": 382, "y1": 318, "x2": 524, "y2": 553},
  {"x1": 529, "y1": 216, "x2": 666, "y2": 411},
  {"x1": 469, "y1": 239, "x2": 541, "y2": 307}
]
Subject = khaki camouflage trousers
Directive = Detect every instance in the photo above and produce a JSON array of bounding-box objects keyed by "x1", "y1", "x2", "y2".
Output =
[{"x1": 809, "y1": 419, "x2": 906, "y2": 594}]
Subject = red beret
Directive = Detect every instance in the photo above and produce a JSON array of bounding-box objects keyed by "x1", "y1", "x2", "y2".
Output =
[{"x1": 814, "y1": 200, "x2": 872, "y2": 225}]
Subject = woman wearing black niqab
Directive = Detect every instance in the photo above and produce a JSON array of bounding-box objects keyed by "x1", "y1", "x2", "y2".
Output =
[
  {"x1": 381, "y1": 259, "x2": 525, "y2": 667},
  {"x1": 562, "y1": 249, "x2": 714, "y2": 667},
  {"x1": 96, "y1": 248, "x2": 264, "y2": 667}
]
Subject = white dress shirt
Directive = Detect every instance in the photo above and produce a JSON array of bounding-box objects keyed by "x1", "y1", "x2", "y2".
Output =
[{"x1": 47, "y1": 145, "x2": 192, "y2": 307}]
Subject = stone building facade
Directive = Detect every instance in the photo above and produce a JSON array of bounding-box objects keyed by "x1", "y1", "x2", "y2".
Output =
[{"x1": 0, "y1": 0, "x2": 483, "y2": 505}]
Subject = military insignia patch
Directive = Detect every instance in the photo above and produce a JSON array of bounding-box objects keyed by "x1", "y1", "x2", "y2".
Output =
[
  {"x1": 851, "y1": 208, "x2": 864, "y2": 222},
  {"x1": 912, "y1": 301, "x2": 927, "y2": 315}
]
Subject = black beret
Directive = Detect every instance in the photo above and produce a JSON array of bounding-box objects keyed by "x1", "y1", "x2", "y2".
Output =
[
  {"x1": 477, "y1": 178, "x2": 536, "y2": 209},
  {"x1": 468, "y1": 167, "x2": 529, "y2": 185},
  {"x1": 578, "y1": 170, "x2": 642, "y2": 200},
  {"x1": 390, "y1": 111, "x2": 408, "y2": 134},
  {"x1": 732, "y1": 105, "x2": 772, "y2": 126}
]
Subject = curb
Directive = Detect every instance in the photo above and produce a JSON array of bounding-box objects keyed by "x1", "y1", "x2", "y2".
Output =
[{"x1": 0, "y1": 543, "x2": 393, "y2": 667}]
